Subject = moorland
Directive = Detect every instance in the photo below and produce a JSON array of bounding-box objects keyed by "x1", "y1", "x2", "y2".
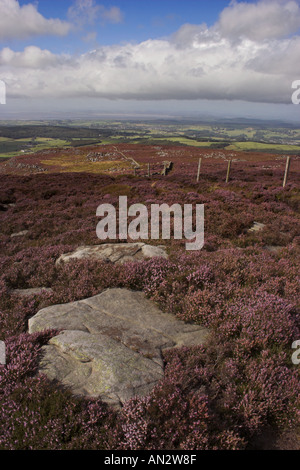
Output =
[{"x1": 0, "y1": 118, "x2": 299, "y2": 450}]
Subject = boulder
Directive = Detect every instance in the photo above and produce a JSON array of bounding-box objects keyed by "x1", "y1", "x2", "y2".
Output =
[
  {"x1": 55, "y1": 243, "x2": 168, "y2": 266},
  {"x1": 29, "y1": 288, "x2": 209, "y2": 407}
]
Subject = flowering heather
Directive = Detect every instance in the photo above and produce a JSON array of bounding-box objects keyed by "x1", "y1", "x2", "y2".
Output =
[
  {"x1": 0, "y1": 158, "x2": 299, "y2": 450},
  {"x1": 0, "y1": 332, "x2": 117, "y2": 450}
]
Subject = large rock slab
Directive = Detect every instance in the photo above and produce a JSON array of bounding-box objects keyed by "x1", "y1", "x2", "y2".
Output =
[
  {"x1": 56, "y1": 243, "x2": 168, "y2": 266},
  {"x1": 29, "y1": 288, "x2": 209, "y2": 407}
]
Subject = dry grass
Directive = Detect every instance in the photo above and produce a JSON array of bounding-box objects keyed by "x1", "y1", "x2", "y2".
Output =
[{"x1": 40, "y1": 154, "x2": 130, "y2": 173}]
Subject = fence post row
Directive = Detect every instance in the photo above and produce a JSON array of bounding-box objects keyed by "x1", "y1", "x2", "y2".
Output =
[{"x1": 132, "y1": 155, "x2": 293, "y2": 186}]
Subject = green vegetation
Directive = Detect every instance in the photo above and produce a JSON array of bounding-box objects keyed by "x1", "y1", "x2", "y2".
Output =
[
  {"x1": 0, "y1": 118, "x2": 300, "y2": 159},
  {"x1": 227, "y1": 141, "x2": 300, "y2": 153}
]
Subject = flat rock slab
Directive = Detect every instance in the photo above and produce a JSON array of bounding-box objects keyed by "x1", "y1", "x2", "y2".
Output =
[
  {"x1": 29, "y1": 288, "x2": 209, "y2": 407},
  {"x1": 56, "y1": 243, "x2": 168, "y2": 266}
]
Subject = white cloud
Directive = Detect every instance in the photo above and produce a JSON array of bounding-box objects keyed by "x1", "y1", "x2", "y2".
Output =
[
  {"x1": 218, "y1": 0, "x2": 300, "y2": 40},
  {"x1": 0, "y1": 46, "x2": 60, "y2": 68},
  {"x1": 99, "y1": 5, "x2": 123, "y2": 24},
  {"x1": 82, "y1": 31, "x2": 98, "y2": 43},
  {"x1": 0, "y1": 0, "x2": 299, "y2": 107},
  {"x1": 68, "y1": 0, "x2": 123, "y2": 26},
  {"x1": 68, "y1": 0, "x2": 101, "y2": 25},
  {"x1": 0, "y1": 0, "x2": 71, "y2": 40}
]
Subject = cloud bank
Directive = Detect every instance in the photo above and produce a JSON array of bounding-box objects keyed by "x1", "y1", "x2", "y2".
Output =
[{"x1": 0, "y1": 0, "x2": 300, "y2": 106}]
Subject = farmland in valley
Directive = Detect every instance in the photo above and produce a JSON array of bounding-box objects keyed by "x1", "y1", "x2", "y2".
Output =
[{"x1": 1, "y1": 118, "x2": 300, "y2": 160}]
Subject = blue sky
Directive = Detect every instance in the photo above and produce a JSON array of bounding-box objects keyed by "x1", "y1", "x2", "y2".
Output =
[
  {"x1": 7, "y1": 1, "x2": 238, "y2": 52},
  {"x1": 0, "y1": 0, "x2": 300, "y2": 121}
]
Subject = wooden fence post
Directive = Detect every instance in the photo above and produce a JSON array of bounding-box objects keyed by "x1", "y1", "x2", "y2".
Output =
[
  {"x1": 283, "y1": 156, "x2": 291, "y2": 188},
  {"x1": 197, "y1": 158, "x2": 202, "y2": 182},
  {"x1": 226, "y1": 160, "x2": 232, "y2": 183}
]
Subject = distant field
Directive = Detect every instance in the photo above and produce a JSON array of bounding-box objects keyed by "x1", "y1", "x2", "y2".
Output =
[
  {"x1": 0, "y1": 137, "x2": 72, "y2": 158},
  {"x1": 147, "y1": 137, "x2": 217, "y2": 147},
  {"x1": 227, "y1": 141, "x2": 300, "y2": 153},
  {"x1": 1, "y1": 119, "x2": 300, "y2": 159}
]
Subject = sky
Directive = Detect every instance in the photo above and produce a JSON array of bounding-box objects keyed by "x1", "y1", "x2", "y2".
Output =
[{"x1": 0, "y1": 0, "x2": 300, "y2": 122}]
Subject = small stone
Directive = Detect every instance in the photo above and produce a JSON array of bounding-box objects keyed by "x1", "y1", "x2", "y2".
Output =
[
  {"x1": 248, "y1": 222, "x2": 266, "y2": 233},
  {"x1": 10, "y1": 230, "x2": 29, "y2": 238},
  {"x1": 265, "y1": 246, "x2": 283, "y2": 253}
]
